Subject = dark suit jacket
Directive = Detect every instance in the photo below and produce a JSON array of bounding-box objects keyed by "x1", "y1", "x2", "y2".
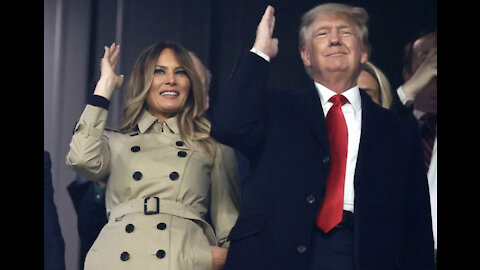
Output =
[
  {"x1": 44, "y1": 151, "x2": 66, "y2": 270},
  {"x1": 211, "y1": 52, "x2": 435, "y2": 270}
]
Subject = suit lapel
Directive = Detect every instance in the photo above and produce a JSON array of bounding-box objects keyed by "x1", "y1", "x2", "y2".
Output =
[
  {"x1": 355, "y1": 90, "x2": 393, "y2": 186},
  {"x1": 291, "y1": 81, "x2": 330, "y2": 152},
  {"x1": 357, "y1": 90, "x2": 391, "y2": 156}
]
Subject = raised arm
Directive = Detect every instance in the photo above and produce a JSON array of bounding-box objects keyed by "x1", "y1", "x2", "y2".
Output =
[
  {"x1": 211, "y1": 6, "x2": 278, "y2": 158},
  {"x1": 66, "y1": 43, "x2": 124, "y2": 181}
]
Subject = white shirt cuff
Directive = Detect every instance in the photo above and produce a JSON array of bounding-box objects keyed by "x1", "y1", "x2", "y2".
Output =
[
  {"x1": 396, "y1": 86, "x2": 413, "y2": 106},
  {"x1": 250, "y1": 47, "x2": 270, "y2": 62}
]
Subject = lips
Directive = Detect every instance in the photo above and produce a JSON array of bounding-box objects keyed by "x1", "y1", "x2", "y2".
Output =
[
  {"x1": 160, "y1": 90, "x2": 179, "y2": 96},
  {"x1": 326, "y1": 51, "x2": 347, "y2": 57}
]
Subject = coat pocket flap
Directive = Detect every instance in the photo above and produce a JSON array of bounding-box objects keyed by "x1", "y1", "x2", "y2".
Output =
[{"x1": 227, "y1": 214, "x2": 266, "y2": 241}]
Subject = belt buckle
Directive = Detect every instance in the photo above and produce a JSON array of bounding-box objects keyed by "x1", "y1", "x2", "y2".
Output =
[{"x1": 144, "y1": 196, "x2": 160, "y2": 215}]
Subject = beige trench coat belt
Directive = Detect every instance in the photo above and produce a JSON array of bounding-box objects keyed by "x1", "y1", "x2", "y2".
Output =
[{"x1": 107, "y1": 196, "x2": 218, "y2": 246}]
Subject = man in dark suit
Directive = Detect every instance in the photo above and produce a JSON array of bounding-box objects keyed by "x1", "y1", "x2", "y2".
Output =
[
  {"x1": 44, "y1": 150, "x2": 66, "y2": 270},
  {"x1": 211, "y1": 3, "x2": 434, "y2": 270}
]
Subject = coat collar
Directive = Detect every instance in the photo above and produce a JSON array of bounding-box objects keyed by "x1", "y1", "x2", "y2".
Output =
[{"x1": 137, "y1": 109, "x2": 179, "y2": 134}]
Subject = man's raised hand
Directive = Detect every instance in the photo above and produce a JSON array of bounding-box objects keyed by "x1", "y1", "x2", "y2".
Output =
[{"x1": 253, "y1": 5, "x2": 278, "y2": 59}]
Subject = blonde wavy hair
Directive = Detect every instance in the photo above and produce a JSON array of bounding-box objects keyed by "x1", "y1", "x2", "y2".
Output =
[
  {"x1": 362, "y1": 61, "x2": 393, "y2": 109},
  {"x1": 118, "y1": 41, "x2": 216, "y2": 156}
]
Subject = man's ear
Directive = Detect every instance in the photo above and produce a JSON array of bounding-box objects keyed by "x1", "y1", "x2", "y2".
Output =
[
  {"x1": 300, "y1": 47, "x2": 311, "y2": 67},
  {"x1": 360, "y1": 50, "x2": 368, "y2": 65}
]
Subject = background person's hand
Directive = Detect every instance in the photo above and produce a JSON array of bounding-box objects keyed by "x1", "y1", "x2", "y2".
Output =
[{"x1": 402, "y1": 47, "x2": 437, "y2": 101}]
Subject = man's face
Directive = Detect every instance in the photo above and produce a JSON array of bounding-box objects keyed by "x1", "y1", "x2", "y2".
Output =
[{"x1": 301, "y1": 12, "x2": 368, "y2": 82}]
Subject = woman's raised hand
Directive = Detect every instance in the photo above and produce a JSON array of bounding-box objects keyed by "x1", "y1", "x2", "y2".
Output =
[{"x1": 93, "y1": 42, "x2": 125, "y2": 100}]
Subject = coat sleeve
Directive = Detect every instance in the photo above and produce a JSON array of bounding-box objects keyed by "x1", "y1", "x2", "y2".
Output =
[
  {"x1": 66, "y1": 105, "x2": 111, "y2": 181},
  {"x1": 209, "y1": 143, "x2": 241, "y2": 248},
  {"x1": 210, "y1": 51, "x2": 270, "y2": 159}
]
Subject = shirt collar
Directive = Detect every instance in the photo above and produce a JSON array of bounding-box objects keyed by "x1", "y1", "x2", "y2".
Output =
[
  {"x1": 137, "y1": 109, "x2": 179, "y2": 134},
  {"x1": 314, "y1": 81, "x2": 362, "y2": 112}
]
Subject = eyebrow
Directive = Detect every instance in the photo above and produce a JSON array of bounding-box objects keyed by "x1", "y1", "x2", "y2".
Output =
[
  {"x1": 314, "y1": 23, "x2": 352, "y2": 33},
  {"x1": 154, "y1": 65, "x2": 184, "y2": 69}
]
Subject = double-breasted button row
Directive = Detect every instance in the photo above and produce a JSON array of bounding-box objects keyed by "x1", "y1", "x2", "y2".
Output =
[
  {"x1": 125, "y1": 222, "x2": 166, "y2": 233},
  {"x1": 131, "y1": 171, "x2": 179, "y2": 181},
  {"x1": 119, "y1": 250, "x2": 166, "y2": 261},
  {"x1": 130, "y1": 142, "x2": 183, "y2": 182},
  {"x1": 120, "y1": 221, "x2": 168, "y2": 262}
]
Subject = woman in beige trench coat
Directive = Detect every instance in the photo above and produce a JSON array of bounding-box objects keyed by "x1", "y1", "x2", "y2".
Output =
[{"x1": 66, "y1": 41, "x2": 240, "y2": 270}]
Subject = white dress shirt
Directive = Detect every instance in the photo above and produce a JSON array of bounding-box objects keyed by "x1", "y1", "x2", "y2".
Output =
[{"x1": 315, "y1": 82, "x2": 362, "y2": 213}]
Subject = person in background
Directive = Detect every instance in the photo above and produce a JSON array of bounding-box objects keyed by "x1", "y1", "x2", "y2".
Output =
[
  {"x1": 357, "y1": 61, "x2": 392, "y2": 109},
  {"x1": 211, "y1": 4, "x2": 434, "y2": 270},
  {"x1": 66, "y1": 41, "x2": 240, "y2": 270},
  {"x1": 189, "y1": 51, "x2": 212, "y2": 113},
  {"x1": 391, "y1": 28, "x2": 437, "y2": 266},
  {"x1": 44, "y1": 150, "x2": 66, "y2": 270},
  {"x1": 67, "y1": 174, "x2": 107, "y2": 269}
]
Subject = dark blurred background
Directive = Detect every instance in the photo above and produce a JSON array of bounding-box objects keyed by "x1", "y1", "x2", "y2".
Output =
[{"x1": 44, "y1": 0, "x2": 436, "y2": 269}]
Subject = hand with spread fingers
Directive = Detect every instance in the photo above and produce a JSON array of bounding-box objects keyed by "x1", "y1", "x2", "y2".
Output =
[
  {"x1": 253, "y1": 5, "x2": 278, "y2": 59},
  {"x1": 94, "y1": 42, "x2": 125, "y2": 100}
]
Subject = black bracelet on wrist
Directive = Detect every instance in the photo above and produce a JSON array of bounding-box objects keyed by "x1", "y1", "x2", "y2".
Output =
[{"x1": 88, "y1": 94, "x2": 111, "y2": 110}]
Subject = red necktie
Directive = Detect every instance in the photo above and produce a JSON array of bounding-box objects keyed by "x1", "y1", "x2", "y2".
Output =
[{"x1": 316, "y1": 94, "x2": 349, "y2": 233}]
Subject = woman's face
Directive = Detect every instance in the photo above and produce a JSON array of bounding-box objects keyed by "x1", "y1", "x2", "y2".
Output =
[
  {"x1": 145, "y1": 48, "x2": 191, "y2": 121},
  {"x1": 357, "y1": 70, "x2": 380, "y2": 105}
]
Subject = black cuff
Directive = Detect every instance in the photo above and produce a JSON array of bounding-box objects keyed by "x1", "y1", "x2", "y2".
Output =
[{"x1": 88, "y1": 95, "x2": 111, "y2": 110}]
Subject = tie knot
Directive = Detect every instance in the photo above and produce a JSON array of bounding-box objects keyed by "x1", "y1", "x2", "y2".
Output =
[{"x1": 329, "y1": 94, "x2": 349, "y2": 106}]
